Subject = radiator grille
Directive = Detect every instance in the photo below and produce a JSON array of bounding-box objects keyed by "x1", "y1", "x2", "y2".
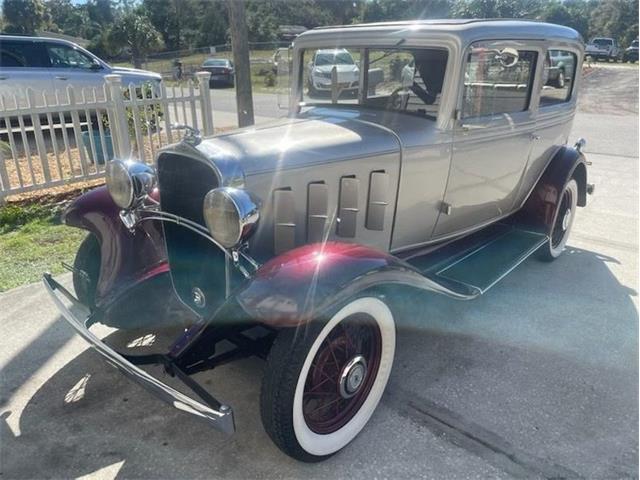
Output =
[{"x1": 157, "y1": 153, "x2": 226, "y2": 315}]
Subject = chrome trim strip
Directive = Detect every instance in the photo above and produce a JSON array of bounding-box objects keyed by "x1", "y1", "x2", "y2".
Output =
[
  {"x1": 136, "y1": 208, "x2": 259, "y2": 278},
  {"x1": 42, "y1": 273, "x2": 235, "y2": 435}
]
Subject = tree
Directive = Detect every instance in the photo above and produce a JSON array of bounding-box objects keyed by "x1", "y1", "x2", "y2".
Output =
[
  {"x1": 3, "y1": 0, "x2": 47, "y2": 34},
  {"x1": 451, "y1": 0, "x2": 542, "y2": 18},
  {"x1": 106, "y1": 11, "x2": 164, "y2": 68}
]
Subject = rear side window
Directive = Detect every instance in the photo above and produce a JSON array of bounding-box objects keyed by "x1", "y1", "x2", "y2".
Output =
[
  {"x1": 462, "y1": 46, "x2": 537, "y2": 118},
  {"x1": 0, "y1": 40, "x2": 47, "y2": 68},
  {"x1": 540, "y1": 49, "x2": 577, "y2": 107}
]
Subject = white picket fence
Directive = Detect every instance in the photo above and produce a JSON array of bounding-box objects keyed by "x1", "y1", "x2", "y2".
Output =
[{"x1": 0, "y1": 71, "x2": 214, "y2": 200}]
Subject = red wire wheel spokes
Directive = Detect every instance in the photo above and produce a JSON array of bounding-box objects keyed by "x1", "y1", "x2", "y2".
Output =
[{"x1": 302, "y1": 313, "x2": 382, "y2": 434}]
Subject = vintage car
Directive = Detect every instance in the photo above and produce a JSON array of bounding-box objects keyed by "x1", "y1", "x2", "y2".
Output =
[{"x1": 44, "y1": 19, "x2": 593, "y2": 462}]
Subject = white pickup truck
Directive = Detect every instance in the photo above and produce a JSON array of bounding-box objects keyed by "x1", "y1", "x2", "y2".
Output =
[{"x1": 585, "y1": 37, "x2": 621, "y2": 61}]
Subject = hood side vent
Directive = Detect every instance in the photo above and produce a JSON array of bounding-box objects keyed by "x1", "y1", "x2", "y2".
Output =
[
  {"x1": 307, "y1": 182, "x2": 329, "y2": 243},
  {"x1": 366, "y1": 171, "x2": 389, "y2": 231},
  {"x1": 337, "y1": 176, "x2": 359, "y2": 238},
  {"x1": 273, "y1": 188, "x2": 296, "y2": 254}
]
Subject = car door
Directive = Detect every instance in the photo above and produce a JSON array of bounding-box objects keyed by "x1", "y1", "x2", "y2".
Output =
[
  {"x1": 45, "y1": 42, "x2": 106, "y2": 100},
  {"x1": 0, "y1": 39, "x2": 54, "y2": 107},
  {"x1": 432, "y1": 42, "x2": 540, "y2": 238}
]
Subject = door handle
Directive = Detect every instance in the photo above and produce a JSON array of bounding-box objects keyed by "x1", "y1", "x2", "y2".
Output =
[
  {"x1": 530, "y1": 133, "x2": 541, "y2": 141},
  {"x1": 0, "y1": 76, "x2": 7, "y2": 80},
  {"x1": 55, "y1": 76, "x2": 68, "y2": 80}
]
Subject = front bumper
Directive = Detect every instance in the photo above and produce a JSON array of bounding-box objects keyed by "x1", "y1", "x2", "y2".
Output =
[{"x1": 42, "y1": 273, "x2": 235, "y2": 434}]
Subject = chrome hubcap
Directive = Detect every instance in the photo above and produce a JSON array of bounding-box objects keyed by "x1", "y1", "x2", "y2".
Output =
[{"x1": 339, "y1": 355, "x2": 367, "y2": 399}]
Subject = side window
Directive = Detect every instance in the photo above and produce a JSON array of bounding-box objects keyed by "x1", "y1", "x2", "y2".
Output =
[
  {"x1": 540, "y1": 49, "x2": 577, "y2": 107},
  {"x1": 46, "y1": 44, "x2": 96, "y2": 70},
  {"x1": 0, "y1": 41, "x2": 46, "y2": 68},
  {"x1": 462, "y1": 46, "x2": 537, "y2": 119}
]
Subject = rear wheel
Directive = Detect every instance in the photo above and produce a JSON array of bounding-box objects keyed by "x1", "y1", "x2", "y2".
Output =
[
  {"x1": 73, "y1": 234, "x2": 101, "y2": 308},
  {"x1": 260, "y1": 296, "x2": 395, "y2": 462},
  {"x1": 538, "y1": 179, "x2": 578, "y2": 261}
]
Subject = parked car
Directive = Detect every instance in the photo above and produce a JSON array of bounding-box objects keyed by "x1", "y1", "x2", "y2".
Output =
[
  {"x1": 306, "y1": 48, "x2": 359, "y2": 96},
  {"x1": 546, "y1": 48, "x2": 576, "y2": 88},
  {"x1": 200, "y1": 58, "x2": 235, "y2": 87},
  {"x1": 45, "y1": 20, "x2": 592, "y2": 463},
  {"x1": 0, "y1": 35, "x2": 161, "y2": 105},
  {"x1": 585, "y1": 37, "x2": 620, "y2": 62},
  {"x1": 623, "y1": 39, "x2": 639, "y2": 62}
]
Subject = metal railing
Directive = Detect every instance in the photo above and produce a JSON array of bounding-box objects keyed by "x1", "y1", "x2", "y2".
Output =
[{"x1": 0, "y1": 72, "x2": 213, "y2": 200}]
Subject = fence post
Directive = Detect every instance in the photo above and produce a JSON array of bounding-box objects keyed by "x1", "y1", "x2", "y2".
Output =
[
  {"x1": 0, "y1": 146, "x2": 9, "y2": 204},
  {"x1": 196, "y1": 71, "x2": 214, "y2": 136},
  {"x1": 27, "y1": 88, "x2": 51, "y2": 184},
  {"x1": 105, "y1": 75, "x2": 132, "y2": 158}
]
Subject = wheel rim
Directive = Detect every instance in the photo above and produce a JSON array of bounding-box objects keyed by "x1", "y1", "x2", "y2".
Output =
[
  {"x1": 302, "y1": 314, "x2": 382, "y2": 434},
  {"x1": 551, "y1": 187, "x2": 574, "y2": 249}
]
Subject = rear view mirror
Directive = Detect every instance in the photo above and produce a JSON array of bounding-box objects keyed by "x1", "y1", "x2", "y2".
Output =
[{"x1": 276, "y1": 47, "x2": 291, "y2": 110}]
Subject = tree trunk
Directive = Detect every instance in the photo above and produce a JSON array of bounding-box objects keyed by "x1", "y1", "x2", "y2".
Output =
[{"x1": 227, "y1": 0, "x2": 255, "y2": 127}]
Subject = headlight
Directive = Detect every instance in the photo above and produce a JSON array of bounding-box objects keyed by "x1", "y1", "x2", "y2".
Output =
[
  {"x1": 203, "y1": 187, "x2": 259, "y2": 249},
  {"x1": 106, "y1": 159, "x2": 156, "y2": 209}
]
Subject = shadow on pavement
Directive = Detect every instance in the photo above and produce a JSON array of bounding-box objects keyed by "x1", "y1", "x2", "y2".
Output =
[{"x1": 1, "y1": 246, "x2": 637, "y2": 478}]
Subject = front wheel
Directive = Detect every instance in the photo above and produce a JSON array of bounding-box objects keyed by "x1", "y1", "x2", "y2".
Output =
[
  {"x1": 73, "y1": 233, "x2": 101, "y2": 308},
  {"x1": 538, "y1": 179, "x2": 578, "y2": 261},
  {"x1": 260, "y1": 296, "x2": 396, "y2": 462}
]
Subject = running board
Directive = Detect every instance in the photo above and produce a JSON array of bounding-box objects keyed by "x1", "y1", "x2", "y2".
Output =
[{"x1": 406, "y1": 225, "x2": 548, "y2": 296}]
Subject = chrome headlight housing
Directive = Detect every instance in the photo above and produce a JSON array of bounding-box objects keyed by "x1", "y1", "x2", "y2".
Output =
[
  {"x1": 106, "y1": 160, "x2": 157, "y2": 209},
  {"x1": 203, "y1": 187, "x2": 260, "y2": 249}
]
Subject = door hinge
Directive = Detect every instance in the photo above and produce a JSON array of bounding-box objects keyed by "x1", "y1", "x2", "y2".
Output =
[{"x1": 440, "y1": 202, "x2": 452, "y2": 215}]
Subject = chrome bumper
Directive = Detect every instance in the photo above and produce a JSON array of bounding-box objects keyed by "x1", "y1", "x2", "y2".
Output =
[{"x1": 42, "y1": 273, "x2": 235, "y2": 434}]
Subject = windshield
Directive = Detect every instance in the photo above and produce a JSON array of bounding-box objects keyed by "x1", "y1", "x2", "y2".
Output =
[
  {"x1": 593, "y1": 39, "x2": 613, "y2": 46},
  {"x1": 204, "y1": 59, "x2": 228, "y2": 66},
  {"x1": 300, "y1": 47, "x2": 448, "y2": 120},
  {"x1": 315, "y1": 52, "x2": 354, "y2": 66}
]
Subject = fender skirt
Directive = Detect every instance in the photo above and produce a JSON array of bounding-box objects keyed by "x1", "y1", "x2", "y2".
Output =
[
  {"x1": 63, "y1": 186, "x2": 167, "y2": 308},
  {"x1": 232, "y1": 242, "x2": 480, "y2": 328},
  {"x1": 517, "y1": 145, "x2": 588, "y2": 234}
]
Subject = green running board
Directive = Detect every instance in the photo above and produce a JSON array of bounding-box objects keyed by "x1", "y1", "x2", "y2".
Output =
[{"x1": 407, "y1": 225, "x2": 548, "y2": 296}]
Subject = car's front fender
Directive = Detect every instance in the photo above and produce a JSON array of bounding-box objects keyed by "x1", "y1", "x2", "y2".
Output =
[
  {"x1": 234, "y1": 242, "x2": 478, "y2": 328},
  {"x1": 64, "y1": 186, "x2": 167, "y2": 307}
]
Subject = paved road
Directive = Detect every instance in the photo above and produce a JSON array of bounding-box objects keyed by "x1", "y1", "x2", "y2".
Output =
[{"x1": 1, "y1": 66, "x2": 638, "y2": 479}]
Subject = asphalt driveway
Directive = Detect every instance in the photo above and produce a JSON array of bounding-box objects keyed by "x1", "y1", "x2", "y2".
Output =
[{"x1": 0, "y1": 66, "x2": 638, "y2": 479}]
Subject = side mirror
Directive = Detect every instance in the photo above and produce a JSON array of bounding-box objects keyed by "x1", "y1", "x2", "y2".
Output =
[
  {"x1": 90, "y1": 61, "x2": 103, "y2": 71},
  {"x1": 498, "y1": 48, "x2": 519, "y2": 68}
]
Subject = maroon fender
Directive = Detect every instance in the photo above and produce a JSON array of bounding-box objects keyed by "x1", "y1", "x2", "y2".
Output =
[
  {"x1": 234, "y1": 241, "x2": 472, "y2": 328},
  {"x1": 63, "y1": 186, "x2": 167, "y2": 307},
  {"x1": 519, "y1": 146, "x2": 588, "y2": 234}
]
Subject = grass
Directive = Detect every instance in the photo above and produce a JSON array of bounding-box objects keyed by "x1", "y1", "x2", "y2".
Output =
[{"x1": 0, "y1": 203, "x2": 86, "y2": 292}]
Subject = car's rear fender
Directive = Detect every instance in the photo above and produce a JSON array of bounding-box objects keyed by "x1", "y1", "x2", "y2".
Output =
[
  {"x1": 63, "y1": 185, "x2": 167, "y2": 307},
  {"x1": 518, "y1": 145, "x2": 589, "y2": 234}
]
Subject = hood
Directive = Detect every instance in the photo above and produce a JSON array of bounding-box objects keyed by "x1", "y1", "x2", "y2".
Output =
[
  {"x1": 195, "y1": 109, "x2": 399, "y2": 177},
  {"x1": 110, "y1": 66, "x2": 162, "y2": 80},
  {"x1": 313, "y1": 64, "x2": 359, "y2": 74}
]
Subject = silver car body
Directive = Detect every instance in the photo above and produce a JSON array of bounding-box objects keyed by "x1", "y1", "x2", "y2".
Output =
[
  {"x1": 159, "y1": 19, "x2": 584, "y2": 258},
  {"x1": 307, "y1": 48, "x2": 359, "y2": 92},
  {"x1": 0, "y1": 35, "x2": 161, "y2": 106}
]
